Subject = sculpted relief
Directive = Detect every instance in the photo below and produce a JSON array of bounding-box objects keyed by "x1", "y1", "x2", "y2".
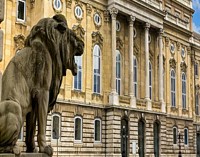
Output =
[{"x1": 0, "y1": 14, "x2": 84, "y2": 156}]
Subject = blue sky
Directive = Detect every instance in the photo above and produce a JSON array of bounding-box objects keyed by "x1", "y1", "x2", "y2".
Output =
[{"x1": 193, "y1": 0, "x2": 200, "y2": 33}]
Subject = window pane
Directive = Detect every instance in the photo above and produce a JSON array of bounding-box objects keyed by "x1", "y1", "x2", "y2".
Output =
[
  {"x1": 18, "y1": 1, "x2": 25, "y2": 20},
  {"x1": 52, "y1": 116, "x2": 60, "y2": 139},
  {"x1": 184, "y1": 129, "x2": 188, "y2": 145},
  {"x1": 75, "y1": 118, "x2": 81, "y2": 140},
  {"x1": 95, "y1": 120, "x2": 101, "y2": 141},
  {"x1": 173, "y1": 128, "x2": 177, "y2": 144}
]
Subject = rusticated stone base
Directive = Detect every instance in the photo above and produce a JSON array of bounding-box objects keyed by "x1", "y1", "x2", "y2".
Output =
[{"x1": 0, "y1": 153, "x2": 49, "y2": 157}]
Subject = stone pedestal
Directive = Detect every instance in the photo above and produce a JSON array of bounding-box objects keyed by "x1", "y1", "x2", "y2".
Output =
[{"x1": 0, "y1": 153, "x2": 49, "y2": 157}]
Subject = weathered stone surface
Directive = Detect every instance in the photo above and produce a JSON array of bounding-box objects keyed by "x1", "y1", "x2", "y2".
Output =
[
  {"x1": 0, "y1": 14, "x2": 84, "y2": 156},
  {"x1": 0, "y1": 153, "x2": 49, "y2": 157}
]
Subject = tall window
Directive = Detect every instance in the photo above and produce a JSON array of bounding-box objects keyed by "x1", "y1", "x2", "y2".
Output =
[
  {"x1": 116, "y1": 50, "x2": 121, "y2": 95},
  {"x1": 149, "y1": 61, "x2": 152, "y2": 100},
  {"x1": 195, "y1": 62, "x2": 199, "y2": 76},
  {"x1": 94, "y1": 118, "x2": 101, "y2": 142},
  {"x1": 93, "y1": 45, "x2": 101, "y2": 94},
  {"x1": 196, "y1": 94, "x2": 199, "y2": 115},
  {"x1": 173, "y1": 126, "x2": 178, "y2": 144},
  {"x1": 133, "y1": 56, "x2": 137, "y2": 97},
  {"x1": 18, "y1": 126, "x2": 23, "y2": 141},
  {"x1": 17, "y1": 0, "x2": 26, "y2": 22},
  {"x1": 184, "y1": 128, "x2": 188, "y2": 145},
  {"x1": 182, "y1": 73, "x2": 186, "y2": 109},
  {"x1": 171, "y1": 70, "x2": 176, "y2": 107},
  {"x1": 74, "y1": 116, "x2": 82, "y2": 142},
  {"x1": 74, "y1": 56, "x2": 82, "y2": 90},
  {"x1": 52, "y1": 114, "x2": 60, "y2": 140}
]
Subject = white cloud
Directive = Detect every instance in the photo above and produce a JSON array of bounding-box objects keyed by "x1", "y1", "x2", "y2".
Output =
[
  {"x1": 193, "y1": 22, "x2": 200, "y2": 33},
  {"x1": 193, "y1": 0, "x2": 200, "y2": 10}
]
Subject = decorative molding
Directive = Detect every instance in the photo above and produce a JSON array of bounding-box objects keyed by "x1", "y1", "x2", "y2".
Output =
[
  {"x1": 72, "y1": 24, "x2": 85, "y2": 41},
  {"x1": 165, "y1": 37, "x2": 170, "y2": 47},
  {"x1": 145, "y1": 22, "x2": 150, "y2": 30},
  {"x1": 116, "y1": 37, "x2": 123, "y2": 50},
  {"x1": 75, "y1": 0, "x2": 82, "y2": 6},
  {"x1": 74, "y1": 4, "x2": 84, "y2": 22},
  {"x1": 92, "y1": 93, "x2": 103, "y2": 101},
  {"x1": 93, "y1": 10, "x2": 102, "y2": 29},
  {"x1": 176, "y1": 41, "x2": 180, "y2": 51},
  {"x1": 149, "y1": 49, "x2": 153, "y2": 62},
  {"x1": 92, "y1": 31, "x2": 103, "y2": 48},
  {"x1": 71, "y1": 90, "x2": 85, "y2": 99},
  {"x1": 134, "y1": 43, "x2": 139, "y2": 57},
  {"x1": 14, "y1": 34, "x2": 25, "y2": 50},
  {"x1": 86, "y1": 3, "x2": 92, "y2": 15},
  {"x1": 30, "y1": 0, "x2": 35, "y2": 8},
  {"x1": 103, "y1": 10, "x2": 110, "y2": 22},
  {"x1": 180, "y1": 61, "x2": 187, "y2": 72},
  {"x1": 109, "y1": 7, "x2": 118, "y2": 19},
  {"x1": 66, "y1": 0, "x2": 72, "y2": 9},
  {"x1": 169, "y1": 57, "x2": 176, "y2": 69}
]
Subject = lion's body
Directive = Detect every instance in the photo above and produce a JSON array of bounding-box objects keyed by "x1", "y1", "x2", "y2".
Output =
[{"x1": 0, "y1": 15, "x2": 84, "y2": 156}]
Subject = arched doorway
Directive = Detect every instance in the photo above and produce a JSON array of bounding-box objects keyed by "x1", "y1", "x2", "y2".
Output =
[
  {"x1": 138, "y1": 119, "x2": 145, "y2": 157},
  {"x1": 154, "y1": 121, "x2": 160, "y2": 157},
  {"x1": 121, "y1": 117, "x2": 128, "y2": 157}
]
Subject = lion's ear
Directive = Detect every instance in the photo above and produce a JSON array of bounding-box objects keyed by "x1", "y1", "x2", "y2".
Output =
[{"x1": 55, "y1": 22, "x2": 67, "y2": 34}]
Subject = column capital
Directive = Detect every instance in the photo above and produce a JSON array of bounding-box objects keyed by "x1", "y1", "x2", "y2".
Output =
[
  {"x1": 109, "y1": 7, "x2": 118, "y2": 19},
  {"x1": 159, "y1": 28, "x2": 164, "y2": 36},
  {"x1": 128, "y1": 15, "x2": 136, "y2": 25},
  {"x1": 145, "y1": 22, "x2": 150, "y2": 30}
]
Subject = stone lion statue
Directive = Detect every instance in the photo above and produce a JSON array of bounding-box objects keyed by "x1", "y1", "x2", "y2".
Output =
[{"x1": 0, "y1": 14, "x2": 84, "y2": 156}]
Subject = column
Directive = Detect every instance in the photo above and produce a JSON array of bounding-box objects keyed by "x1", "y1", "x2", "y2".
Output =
[
  {"x1": 129, "y1": 16, "x2": 136, "y2": 108},
  {"x1": 109, "y1": 7, "x2": 119, "y2": 105},
  {"x1": 158, "y1": 29, "x2": 166, "y2": 112},
  {"x1": 145, "y1": 23, "x2": 151, "y2": 110}
]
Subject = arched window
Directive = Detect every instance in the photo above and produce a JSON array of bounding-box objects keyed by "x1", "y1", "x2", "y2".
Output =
[
  {"x1": 149, "y1": 61, "x2": 152, "y2": 100},
  {"x1": 182, "y1": 73, "x2": 186, "y2": 109},
  {"x1": 184, "y1": 128, "x2": 188, "y2": 145},
  {"x1": 74, "y1": 56, "x2": 82, "y2": 90},
  {"x1": 93, "y1": 45, "x2": 101, "y2": 94},
  {"x1": 116, "y1": 50, "x2": 121, "y2": 95},
  {"x1": 173, "y1": 126, "x2": 178, "y2": 144},
  {"x1": 94, "y1": 118, "x2": 101, "y2": 142},
  {"x1": 74, "y1": 116, "x2": 82, "y2": 142},
  {"x1": 138, "y1": 119, "x2": 145, "y2": 156},
  {"x1": 133, "y1": 56, "x2": 137, "y2": 97},
  {"x1": 171, "y1": 70, "x2": 176, "y2": 107},
  {"x1": 52, "y1": 113, "x2": 61, "y2": 140}
]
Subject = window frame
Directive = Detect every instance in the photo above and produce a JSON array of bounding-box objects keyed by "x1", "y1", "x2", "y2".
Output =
[
  {"x1": 116, "y1": 50, "x2": 121, "y2": 95},
  {"x1": 195, "y1": 62, "x2": 199, "y2": 77},
  {"x1": 17, "y1": 0, "x2": 26, "y2": 22},
  {"x1": 51, "y1": 113, "x2": 61, "y2": 141},
  {"x1": 73, "y1": 56, "x2": 82, "y2": 91},
  {"x1": 53, "y1": 0, "x2": 62, "y2": 11},
  {"x1": 93, "y1": 45, "x2": 101, "y2": 94},
  {"x1": 182, "y1": 73, "x2": 186, "y2": 109},
  {"x1": 173, "y1": 126, "x2": 178, "y2": 145},
  {"x1": 184, "y1": 128, "x2": 188, "y2": 145},
  {"x1": 18, "y1": 126, "x2": 23, "y2": 141},
  {"x1": 133, "y1": 55, "x2": 138, "y2": 98},
  {"x1": 94, "y1": 118, "x2": 102, "y2": 143},
  {"x1": 171, "y1": 69, "x2": 176, "y2": 107},
  {"x1": 74, "y1": 5, "x2": 83, "y2": 19},
  {"x1": 74, "y1": 116, "x2": 82, "y2": 143}
]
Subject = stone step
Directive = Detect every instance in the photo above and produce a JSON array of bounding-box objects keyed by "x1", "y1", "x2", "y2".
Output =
[{"x1": 0, "y1": 153, "x2": 49, "y2": 157}]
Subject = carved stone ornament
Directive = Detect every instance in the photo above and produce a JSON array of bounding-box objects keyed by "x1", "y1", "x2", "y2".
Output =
[
  {"x1": 92, "y1": 93, "x2": 103, "y2": 101},
  {"x1": 176, "y1": 41, "x2": 180, "y2": 51},
  {"x1": 30, "y1": 0, "x2": 35, "y2": 8},
  {"x1": 109, "y1": 7, "x2": 118, "y2": 19},
  {"x1": 71, "y1": 90, "x2": 85, "y2": 99},
  {"x1": 72, "y1": 24, "x2": 85, "y2": 40},
  {"x1": 104, "y1": 10, "x2": 110, "y2": 22},
  {"x1": 180, "y1": 61, "x2": 187, "y2": 72},
  {"x1": 92, "y1": 31, "x2": 103, "y2": 48},
  {"x1": 74, "y1": 4, "x2": 84, "y2": 22},
  {"x1": 14, "y1": 34, "x2": 25, "y2": 50},
  {"x1": 134, "y1": 43, "x2": 139, "y2": 57},
  {"x1": 149, "y1": 49, "x2": 153, "y2": 62},
  {"x1": 93, "y1": 10, "x2": 102, "y2": 29},
  {"x1": 86, "y1": 3, "x2": 92, "y2": 15},
  {"x1": 66, "y1": 0, "x2": 72, "y2": 9},
  {"x1": 169, "y1": 57, "x2": 176, "y2": 69},
  {"x1": 165, "y1": 36, "x2": 170, "y2": 47},
  {"x1": 116, "y1": 37, "x2": 123, "y2": 50},
  {"x1": 0, "y1": 14, "x2": 84, "y2": 156},
  {"x1": 196, "y1": 84, "x2": 200, "y2": 92}
]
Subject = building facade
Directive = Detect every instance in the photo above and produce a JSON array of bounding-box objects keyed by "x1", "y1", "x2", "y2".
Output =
[{"x1": 1, "y1": 0, "x2": 200, "y2": 156}]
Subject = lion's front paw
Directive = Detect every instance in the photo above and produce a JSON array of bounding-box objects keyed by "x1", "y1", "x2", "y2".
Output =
[
  {"x1": 13, "y1": 145, "x2": 21, "y2": 156},
  {"x1": 44, "y1": 145, "x2": 53, "y2": 156}
]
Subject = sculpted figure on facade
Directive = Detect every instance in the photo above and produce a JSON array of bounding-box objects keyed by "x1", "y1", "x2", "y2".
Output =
[{"x1": 0, "y1": 14, "x2": 84, "y2": 156}]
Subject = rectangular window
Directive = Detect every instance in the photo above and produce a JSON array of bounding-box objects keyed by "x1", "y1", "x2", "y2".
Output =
[
  {"x1": 173, "y1": 127, "x2": 177, "y2": 144},
  {"x1": 74, "y1": 117, "x2": 82, "y2": 142},
  {"x1": 74, "y1": 56, "x2": 82, "y2": 90},
  {"x1": 196, "y1": 94, "x2": 199, "y2": 115},
  {"x1": 17, "y1": 0, "x2": 26, "y2": 22},
  {"x1": 52, "y1": 114, "x2": 60, "y2": 140},
  {"x1": 195, "y1": 63, "x2": 199, "y2": 76},
  {"x1": 184, "y1": 128, "x2": 188, "y2": 145},
  {"x1": 133, "y1": 57, "x2": 137, "y2": 97}
]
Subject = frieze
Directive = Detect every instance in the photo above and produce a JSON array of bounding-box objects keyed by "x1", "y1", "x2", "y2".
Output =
[
  {"x1": 103, "y1": 10, "x2": 110, "y2": 22},
  {"x1": 72, "y1": 24, "x2": 85, "y2": 41},
  {"x1": 14, "y1": 34, "x2": 25, "y2": 50},
  {"x1": 92, "y1": 93, "x2": 103, "y2": 102},
  {"x1": 66, "y1": 0, "x2": 72, "y2": 9},
  {"x1": 71, "y1": 90, "x2": 85, "y2": 99},
  {"x1": 92, "y1": 31, "x2": 103, "y2": 48},
  {"x1": 180, "y1": 61, "x2": 187, "y2": 72}
]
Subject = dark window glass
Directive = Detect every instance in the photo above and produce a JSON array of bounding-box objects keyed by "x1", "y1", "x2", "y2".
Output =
[
  {"x1": 95, "y1": 119, "x2": 101, "y2": 142},
  {"x1": 75, "y1": 117, "x2": 82, "y2": 141},
  {"x1": 173, "y1": 127, "x2": 177, "y2": 144},
  {"x1": 17, "y1": 1, "x2": 25, "y2": 21},
  {"x1": 52, "y1": 115, "x2": 60, "y2": 139}
]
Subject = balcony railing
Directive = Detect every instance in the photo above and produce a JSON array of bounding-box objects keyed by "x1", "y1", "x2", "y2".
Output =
[{"x1": 165, "y1": 12, "x2": 190, "y2": 30}]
